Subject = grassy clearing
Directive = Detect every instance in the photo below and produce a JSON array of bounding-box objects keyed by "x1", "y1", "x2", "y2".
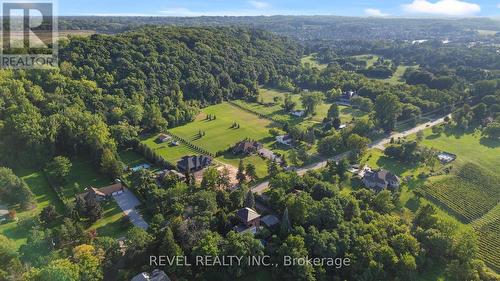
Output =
[
  {"x1": 0, "y1": 169, "x2": 63, "y2": 248},
  {"x1": 60, "y1": 158, "x2": 112, "y2": 198},
  {"x1": 301, "y1": 53, "x2": 327, "y2": 70},
  {"x1": 141, "y1": 136, "x2": 198, "y2": 164},
  {"x1": 352, "y1": 54, "x2": 380, "y2": 67},
  {"x1": 90, "y1": 200, "x2": 131, "y2": 238},
  {"x1": 409, "y1": 128, "x2": 500, "y2": 173},
  {"x1": 219, "y1": 153, "x2": 269, "y2": 179},
  {"x1": 170, "y1": 103, "x2": 275, "y2": 154},
  {"x1": 241, "y1": 87, "x2": 366, "y2": 125}
]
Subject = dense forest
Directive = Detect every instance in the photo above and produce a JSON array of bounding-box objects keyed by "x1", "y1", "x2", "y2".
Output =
[
  {"x1": 0, "y1": 26, "x2": 301, "y2": 170},
  {"x1": 59, "y1": 16, "x2": 500, "y2": 42}
]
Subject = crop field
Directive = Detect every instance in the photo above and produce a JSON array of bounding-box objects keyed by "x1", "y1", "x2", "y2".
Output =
[
  {"x1": 169, "y1": 102, "x2": 275, "y2": 154},
  {"x1": 407, "y1": 128, "x2": 500, "y2": 272},
  {"x1": 419, "y1": 163, "x2": 500, "y2": 223},
  {"x1": 472, "y1": 204, "x2": 500, "y2": 272}
]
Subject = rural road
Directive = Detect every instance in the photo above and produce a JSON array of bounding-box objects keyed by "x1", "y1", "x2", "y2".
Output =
[{"x1": 252, "y1": 115, "x2": 449, "y2": 195}]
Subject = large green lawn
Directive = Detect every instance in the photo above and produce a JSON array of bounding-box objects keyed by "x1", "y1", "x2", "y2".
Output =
[
  {"x1": 236, "y1": 87, "x2": 367, "y2": 126},
  {"x1": 0, "y1": 169, "x2": 63, "y2": 248},
  {"x1": 140, "y1": 136, "x2": 198, "y2": 164},
  {"x1": 170, "y1": 102, "x2": 275, "y2": 154}
]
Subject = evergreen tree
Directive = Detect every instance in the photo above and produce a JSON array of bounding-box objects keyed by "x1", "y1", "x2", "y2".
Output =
[
  {"x1": 280, "y1": 207, "x2": 292, "y2": 237},
  {"x1": 236, "y1": 160, "x2": 246, "y2": 184},
  {"x1": 244, "y1": 190, "x2": 255, "y2": 209}
]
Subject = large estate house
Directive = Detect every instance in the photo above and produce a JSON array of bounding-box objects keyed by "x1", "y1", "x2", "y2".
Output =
[
  {"x1": 233, "y1": 140, "x2": 263, "y2": 155},
  {"x1": 362, "y1": 169, "x2": 401, "y2": 191},
  {"x1": 177, "y1": 155, "x2": 212, "y2": 173}
]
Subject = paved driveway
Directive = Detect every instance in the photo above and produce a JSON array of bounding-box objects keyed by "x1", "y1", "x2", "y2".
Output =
[{"x1": 113, "y1": 188, "x2": 148, "y2": 230}]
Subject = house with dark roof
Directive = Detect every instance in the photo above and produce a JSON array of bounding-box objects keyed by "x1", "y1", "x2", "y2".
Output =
[
  {"x1": 236, "y1": 207, "x2": 261, "y2": 228},
  {"x1": 131, "y1": 269, "x2": 170, "y2": 281},
  {"x1": 157, "y1": 169, "x2": 186, "y2": 181},
  {"x1": 233, "y1": 140, "x2": 263, "y2": 155},
  {"x1": 177, "y1": 155, "x2": 212, "y2": 173},
  {"x1": 78, "y1": 182, "x2": 125, "y2": 202},
  {"x1": 362, "y1": 169, "x2": 401, "y2": 192}
]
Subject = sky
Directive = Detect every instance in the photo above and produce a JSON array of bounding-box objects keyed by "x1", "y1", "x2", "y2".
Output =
[{"x1": 58, "y1": 0, "x2": 500, "y2": 17}]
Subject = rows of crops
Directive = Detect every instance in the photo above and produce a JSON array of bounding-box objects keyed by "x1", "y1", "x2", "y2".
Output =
[
  {"x1": 472, "y1": 204, "x2": 500, "y2": 273},
  {"x1": 419, "y1": 163, "x2": 500, "y2": 223}
]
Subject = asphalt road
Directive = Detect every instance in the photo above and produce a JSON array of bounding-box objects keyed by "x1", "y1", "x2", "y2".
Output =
[{"x1": 252, "y1": 115, "x2": 449, "y2": 195}]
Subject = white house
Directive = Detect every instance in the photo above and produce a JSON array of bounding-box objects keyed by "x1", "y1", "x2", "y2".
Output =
[
  {"x1": 276, "y1": 135, "x2": 292, "y2": 146},
  {"x1": 291, "y1": 110, "x2": 305, "y2": 117}
]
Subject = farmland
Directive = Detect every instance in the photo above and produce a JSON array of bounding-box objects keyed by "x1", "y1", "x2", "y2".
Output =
[
  {"x1": 406, "y1": 128, "x2": 500, "y2": 271},
  {"x1": 419, "y1": 163, "x2": 500, "y2": 223}
]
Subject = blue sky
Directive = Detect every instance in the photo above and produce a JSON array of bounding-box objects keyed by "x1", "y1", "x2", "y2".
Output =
[{"x1": 58, "y1": 0, "x2": 500, "y2": 17}]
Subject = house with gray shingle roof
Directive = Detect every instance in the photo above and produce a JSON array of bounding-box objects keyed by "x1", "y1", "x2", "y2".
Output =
[{"x1": 362, "y1": 169, "x2": 401, "y2": 192}]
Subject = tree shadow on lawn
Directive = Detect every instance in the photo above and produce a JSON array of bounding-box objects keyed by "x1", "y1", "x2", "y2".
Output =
[
  {"x1": 375, "y1": 156, "x2": 418, "y2": 176},
  {"x1": 341, "y1": 107, "x2": 367, "y2": 118},
  {"x1": 479, "y1": 137, "x2": 500, "y2": 148}
]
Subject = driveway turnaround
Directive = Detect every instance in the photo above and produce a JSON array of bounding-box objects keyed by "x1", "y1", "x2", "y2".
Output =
[{"x1": 113, "y1": 188, "x2": 149, "y2": 230}]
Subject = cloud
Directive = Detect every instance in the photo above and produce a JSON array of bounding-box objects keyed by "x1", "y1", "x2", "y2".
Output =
[
  {"x1": 497, "y1": 3, "x2": 500, "y2": 8},
  {"x1": 248, "y1": 1, "x2": 271, "y2": 9},
  {"x1": 403, "y1": 0, "x2": 481, "y2": 16},
  {"x1": 364, "y1": 8, "x2": 390, "y2": 17}
]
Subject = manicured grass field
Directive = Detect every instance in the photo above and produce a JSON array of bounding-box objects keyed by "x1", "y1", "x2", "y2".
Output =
[
  {"x1": 169, "y1": 103, "x2": 275, "y2": 154},
  {"x1": 140, "y1": 137, "x2": 198, "y2": 164},
  {"x1": 409, "y1": 128, "x2": 500, "y2": 173},
  {"x1": 219, "y1": 153, "x2": 269, "y2": 179},
  {"x1": 0, "y1": 169, "x2": 64, "y2": 248},
  {"x1": 60, "y1": 158, "x2": 112, "y2": 198},
  {"x1": 90, "y1": 200, "x2": 131, "y2": 238}
]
